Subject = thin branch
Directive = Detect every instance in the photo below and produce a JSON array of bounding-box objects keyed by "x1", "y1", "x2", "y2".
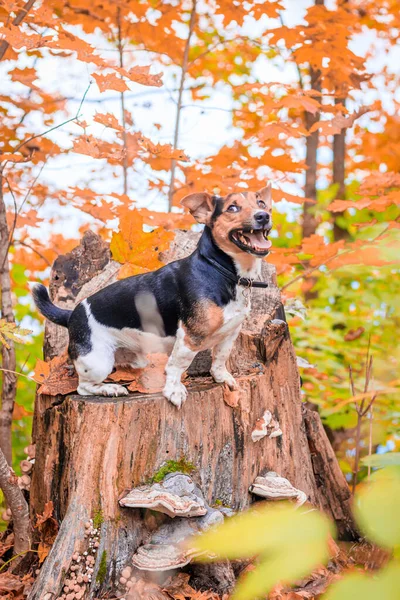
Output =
[
  {"x1": 1, "y1": 83, "x2": 91, "y2": 168},
  {"x1": 278, "y1": 11, "x2": 304, "y2": 90},
  {"x1": 0, "y1": 0, "x2": 36, "y2": 61},
  {"x1": 4, "y1": 161, "x2": 47, "y2": 265},
  {"x1": 116, "y1": 7, "x2": 128, "y2": 196},
  {"x1": 167, "y1": 0, "x2": 197, "y2": 211},
  {"x1": 14, "y1": 240, "x2": 51, "y2": 266},
  {"x1": 0, "y1": 367, "x2": 36, "y2": 383},
  {"x1": 0, "y1": 446, "x2": 31, "y2": 555}
]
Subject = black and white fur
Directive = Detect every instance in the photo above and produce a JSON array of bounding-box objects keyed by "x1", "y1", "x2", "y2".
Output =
[{"x1": 33, "y1": 186, "x2": 273, "y2": 407}]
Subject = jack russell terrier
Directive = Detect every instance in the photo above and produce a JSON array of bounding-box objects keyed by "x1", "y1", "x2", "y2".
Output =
[{"x1": 33, "y1": 184, "x2": 273, "y2": 408}]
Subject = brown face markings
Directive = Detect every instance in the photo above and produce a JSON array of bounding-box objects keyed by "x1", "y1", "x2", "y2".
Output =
[
  {"x1": 210, "y1": 189, "x2": 272, "y2": 269},
  {"x1": 182, "y1": 300, "x2": 224, "y2": 350}
]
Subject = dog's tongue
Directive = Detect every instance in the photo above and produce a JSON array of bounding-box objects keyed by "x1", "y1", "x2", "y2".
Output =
[{"x1": 247, "y1": 230, "x2": 272, "y2": 250}]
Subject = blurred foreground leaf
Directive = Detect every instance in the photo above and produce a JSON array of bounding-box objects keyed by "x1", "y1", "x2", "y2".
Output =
[
  {"x1": 325, "y1": 560, "x2": 400, "y2": 600},
  {"x1": 354, "y1": 467, "x2": 400, "y2": 550},
  {"x1": 187, "y1": 502, "x2": 333, "y2": 600},
  {"x1": 362, "y1": 453, "x2": 400, "y2": 468}
]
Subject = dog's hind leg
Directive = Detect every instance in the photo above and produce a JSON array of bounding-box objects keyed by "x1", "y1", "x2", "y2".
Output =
[{"x1": 74, "y1": 346, "x2": 129, "y2": 397}]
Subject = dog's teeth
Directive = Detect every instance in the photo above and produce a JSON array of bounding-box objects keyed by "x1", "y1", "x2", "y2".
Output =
[{"x1": 250, "y1": 229, "x2": 253, "y2": 234}]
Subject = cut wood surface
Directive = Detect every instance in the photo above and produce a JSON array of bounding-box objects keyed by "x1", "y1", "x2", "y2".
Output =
[{"x1": 29, "y1": 232, "x2": 357, "y2": 599}]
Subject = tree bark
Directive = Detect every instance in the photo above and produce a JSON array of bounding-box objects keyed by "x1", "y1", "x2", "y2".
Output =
[
  {"x1": 0, "y1": 0, "x2": 36, "y2": 61},
  {"x1": 302, "y1": 0, "x2": 324, "y2": 300},
  {"x1": 0, "y1": 171, "x2": 17, "y2": 465},
  {"x1": 332, "y1": 95, "x2": 349, "y2": 241},
  {"x1": 0, "y1": 446, "x2": 31, "y2": 556},
  {"x1": 29, "y1": 233, "x2": 357, "y2": 599}
]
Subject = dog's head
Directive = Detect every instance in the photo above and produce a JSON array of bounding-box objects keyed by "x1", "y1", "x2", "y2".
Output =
[{"x1": 181, "y1": 185, "x2": 273, "y2": 258}]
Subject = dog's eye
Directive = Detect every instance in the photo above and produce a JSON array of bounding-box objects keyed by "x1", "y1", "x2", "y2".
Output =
[
  {"x1": 226, "y1": 204, "x2": 241, "y2": 213},
  {"x1": 257, "y1": 200, "x2": 266, "y2": 209}
]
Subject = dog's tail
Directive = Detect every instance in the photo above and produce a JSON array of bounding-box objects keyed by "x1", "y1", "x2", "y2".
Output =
[{"x1": 32, "y1": 283, "x2": 72, "y2": 328}]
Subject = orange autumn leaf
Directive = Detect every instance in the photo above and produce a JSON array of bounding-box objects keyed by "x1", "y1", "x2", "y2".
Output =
[
  {"x1": 110, "y1": 211, "x2": 174, "y2": 278},
  {"x1": 34, "y1": 356, "x2": 78, "y2": 396},
  {"x1": 72, "y1": 135, "x2": 124, "y2": 161},
  {"x1": 92, "y1": 72, "x2": 129, "y2": 93},
  {"x1": 139, "y1": 138, "x2": 190, "y2": 162},
  {"x1": 122, "y1": 65, "x2": 163, "y2": 87},
  {"x1": 107, "y1": 354, "x2": 169, "y2": 393},
  {"x1": 0, "y1": 153, "x2": 27, "y2": 163},
  {"x1": 35, "y1": 501, "x2": 58, "y2": 563},
  {"x1": 93, "y1": 112, "x2": 123, "y2": 132}
]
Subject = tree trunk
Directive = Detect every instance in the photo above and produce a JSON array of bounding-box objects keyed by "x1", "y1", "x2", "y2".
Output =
[
  {"x1": 0, "y1": 171, "x2": 17, "y2": 465},
  {"x1": 332, "y1": 95, "x2": 349, "y2": 242},
  {"x1": 302, "y1": 0, "x2": 324, "y2": 301},
  {"x1": 29, "y1": 232, "x2": 357, "y2": 599}
]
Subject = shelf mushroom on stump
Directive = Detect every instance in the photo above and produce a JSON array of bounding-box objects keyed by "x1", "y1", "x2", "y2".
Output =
[{"x1": 28, "y1": 232, "x2": 357, "y2": 600}]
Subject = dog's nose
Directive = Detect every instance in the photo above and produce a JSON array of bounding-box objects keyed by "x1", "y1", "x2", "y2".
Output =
[{"x1": 254, "y1": 211, "x2": 270, "y2": 226}]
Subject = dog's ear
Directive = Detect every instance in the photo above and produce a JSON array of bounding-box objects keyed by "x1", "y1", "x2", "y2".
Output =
[
  {"x1": 181, "y1": 192, "x2": 214, "y2": 224},
  {"x1": 257, "y1": 182, "x2": 272, "y2": 211}
]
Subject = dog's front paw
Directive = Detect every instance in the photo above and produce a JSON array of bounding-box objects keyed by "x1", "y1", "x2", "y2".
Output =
[
  {"x1": 211, "y1": 368, "x2": 238, "y2": 391},
  {"x1": 163, "y1": 381, "x2": 187, "y2": 408},
  {"x1": 78, "y1": 382, "x2": 129, "y2": 397}
]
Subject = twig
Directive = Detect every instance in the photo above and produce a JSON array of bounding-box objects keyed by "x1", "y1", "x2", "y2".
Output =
[
  {"x1": 2, "y1": 83, "x2": 91, "y2": 167},
  {"x1": 351, "y1": 345, "x2": 377, "y2": 494},
  {"x1": 0, "y1": 367, "x2": 36, "y2": 383},
  {"x1": 0, "y1": 447, "x2": 31, "y2": 555},
  {"x1": 15, "y1": 240, "x2": 52, "y2": 266},
  {"x1": 167, "y1": 0, "x2": 197, "y2": 211},
  {"x1": 367, "y1": 404, "x2": 373, "y2": 481},
  {"x1": 4, "y1": 161, "x2": 47, "y2": 265},
  {"x1": 116, "y1": 7, "x2": 128, "y2": 196},
  {"x1": 0, "y1": 548, "x2": 39, "y2": 573}
]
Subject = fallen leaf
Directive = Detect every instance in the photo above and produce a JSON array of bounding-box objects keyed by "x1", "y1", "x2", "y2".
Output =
[
  {"x1": 35, "y1": 501, "x2": 58, "y2": 564},
  {"x1": 0, "y1": 572, "x2": 24, "y2": 596},
  {"x1": 127, "y1": 353, "x2": 169, "y2": 394},
  {"x1": 34, "y1": 356, "x2": 78, "y2": 396}
]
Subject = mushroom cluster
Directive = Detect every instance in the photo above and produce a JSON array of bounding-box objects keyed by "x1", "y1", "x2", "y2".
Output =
[
  {"x1": 57, "y1": 519, "x2": 100, "y2": 600},
  {"x1": 249, "y1": 472, "x2": 307, "y2": 506},
  {"x1": 118, "y1": 567, "x2": 168, "y2": 600},
  {"x1": 251, "y1": 410, "x2": 282, "y2": 443},
  {"x1": 118, "y1": 473, "x2": 226, "y2": 589}
]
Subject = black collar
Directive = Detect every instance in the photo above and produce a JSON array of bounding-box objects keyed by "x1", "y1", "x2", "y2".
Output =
[{"x1": 199, "y1": 251, "x2": 269, "y2": 289}]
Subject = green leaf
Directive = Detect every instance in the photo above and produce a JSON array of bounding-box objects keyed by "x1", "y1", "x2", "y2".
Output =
[
  {"x1": 232, "y1": 538, "x2": 330, "y2": 600},
  {"x1": 189, "y1": 503, "x2": 333, "y2": 559},
  {"x1": 362, "y1": 453, "x2": 400, "y2": 468},
  {"x1": 325, "y1": 560, "x2": 400, "y2": 600},
  {"x1": 354, "y1": 467, "x2": 400, "y2": 549},
  {"x1": 187, "y1": 503, "x2": 333, "y2": 599}
]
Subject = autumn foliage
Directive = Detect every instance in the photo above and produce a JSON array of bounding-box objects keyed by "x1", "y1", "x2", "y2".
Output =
[{"x1": 0, "y1": 0, "x2": 398, "y2": 541}]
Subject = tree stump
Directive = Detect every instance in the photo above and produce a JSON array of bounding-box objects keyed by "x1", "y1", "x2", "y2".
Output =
[{"x1": 29, "y1": 232, "x2": 357, "y2": 600}]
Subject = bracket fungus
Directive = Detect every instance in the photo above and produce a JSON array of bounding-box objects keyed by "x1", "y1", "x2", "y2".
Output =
[
  {"x1": 129, "y1": 473, "x2": 224, "y2": 572},
  {"x1": 249, "y1": 472, "x2": 307, "y2": 506},
  {"x1": 251, "y1": 410, "x2": 282, "y2": 442},
  {"x1": 131, "y1": 543, "x2": 194, "y2": 571},
  {"x1": 119, "y1": 472, "x2": 207, "y2": 518}
]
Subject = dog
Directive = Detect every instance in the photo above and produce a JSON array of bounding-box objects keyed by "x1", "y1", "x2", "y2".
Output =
[{"x1": 33, "y1": 184, "x2": 273, "y2": 407}]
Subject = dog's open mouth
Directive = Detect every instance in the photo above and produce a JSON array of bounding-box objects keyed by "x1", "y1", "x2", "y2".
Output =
[{"x1": 229, "y1": 228, "x2": 272, "y2": 256}]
